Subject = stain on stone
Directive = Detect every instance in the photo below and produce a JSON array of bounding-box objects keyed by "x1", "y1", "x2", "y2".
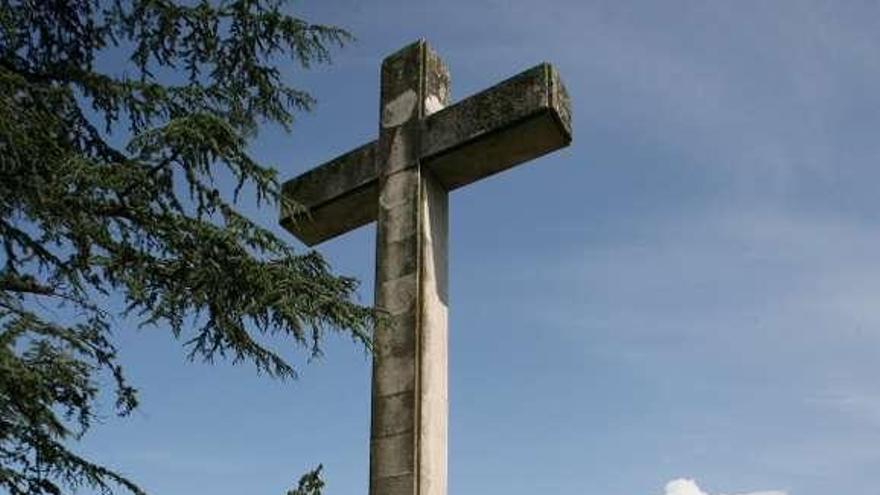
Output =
[{"x1": 383, "y1": 89, "x2": 418, "y2": 128}]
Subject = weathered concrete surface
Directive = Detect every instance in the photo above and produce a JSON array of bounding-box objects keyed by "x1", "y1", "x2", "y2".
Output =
[
  {"x1": 417, "y1": 168, "x2": 448, "y2": 495},
  {"x1": 280, "y1": 142, "x2": 378, "y2": 245},
  {"x1": 421, "y1": 63, "x2": 571, "y2": 190},
  {"x1": 278, "y1": 39, "x2": 572, "y2": 495},
  {"x1": 371, "y1": 40, "x2": 450, "y2": 495}
]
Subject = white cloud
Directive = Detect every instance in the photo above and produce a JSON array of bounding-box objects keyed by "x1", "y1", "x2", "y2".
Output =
[
  {"x1": 664, "y1": 478, "x2": 786, "y2": 495},
  {"x1": 665, "y1": 479, "x2": 708, "y2": 495}
]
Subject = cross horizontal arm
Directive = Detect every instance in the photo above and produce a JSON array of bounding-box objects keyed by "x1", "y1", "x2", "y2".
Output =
[
  {"x1": 280, "y1": 63, "x2": 571, "y2": 246},
  {"x1": 421, "y1": 63, "x2": 571, "y2": 190},
  {"x1": 280, "y1": 141, "x2": 378, "y2": 245}
]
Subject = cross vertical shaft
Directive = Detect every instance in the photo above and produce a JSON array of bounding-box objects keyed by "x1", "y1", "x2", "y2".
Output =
[{"x1": 371, "y1": 41, "x2": 450, "y2": 495}]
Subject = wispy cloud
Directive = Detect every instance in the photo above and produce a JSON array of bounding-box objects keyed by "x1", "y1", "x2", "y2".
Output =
[
  {"x1": 664, "y1": 478, "x2": 786, "y2": 495},
  {"x1": 809, "y1": 390, "x2": 880, "y2": 428}
]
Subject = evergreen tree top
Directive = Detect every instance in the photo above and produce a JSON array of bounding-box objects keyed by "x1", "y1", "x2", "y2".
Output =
[{"x1": 0, "y1": 1, "x2": 372, "y2": 493}]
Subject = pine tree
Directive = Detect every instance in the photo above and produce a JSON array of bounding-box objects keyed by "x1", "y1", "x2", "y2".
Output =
[{"x1": 0, "y1": 1, "x2": 373, "y2": 493}]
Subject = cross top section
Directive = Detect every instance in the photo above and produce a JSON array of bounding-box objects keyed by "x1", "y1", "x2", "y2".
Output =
[{"x1": 281, "y1": 40, "x2": 571, "y2": 246}]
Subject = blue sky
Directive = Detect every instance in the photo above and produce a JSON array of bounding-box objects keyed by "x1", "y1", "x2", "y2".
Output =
[{"x1": 78, "y1": 1, "x2": 879, "y2": 494}]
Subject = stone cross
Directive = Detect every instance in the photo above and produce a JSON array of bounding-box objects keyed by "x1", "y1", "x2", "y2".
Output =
[{"x1": 280, "y1": 40, "x2": 571, "y2": 495}]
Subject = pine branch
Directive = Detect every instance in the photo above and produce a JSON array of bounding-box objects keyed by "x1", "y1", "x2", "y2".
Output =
[{"x1": 1, "y1": 1, "x2": 368, "y2": 494}]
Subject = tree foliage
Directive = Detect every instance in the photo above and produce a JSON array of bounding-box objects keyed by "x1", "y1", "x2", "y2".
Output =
[
  {"x1": 286, "y1": 465, "x2": 325, "y2": 495},
  {"x1": 0, "y1": 1, "x2": 372, "y2": 493}
]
